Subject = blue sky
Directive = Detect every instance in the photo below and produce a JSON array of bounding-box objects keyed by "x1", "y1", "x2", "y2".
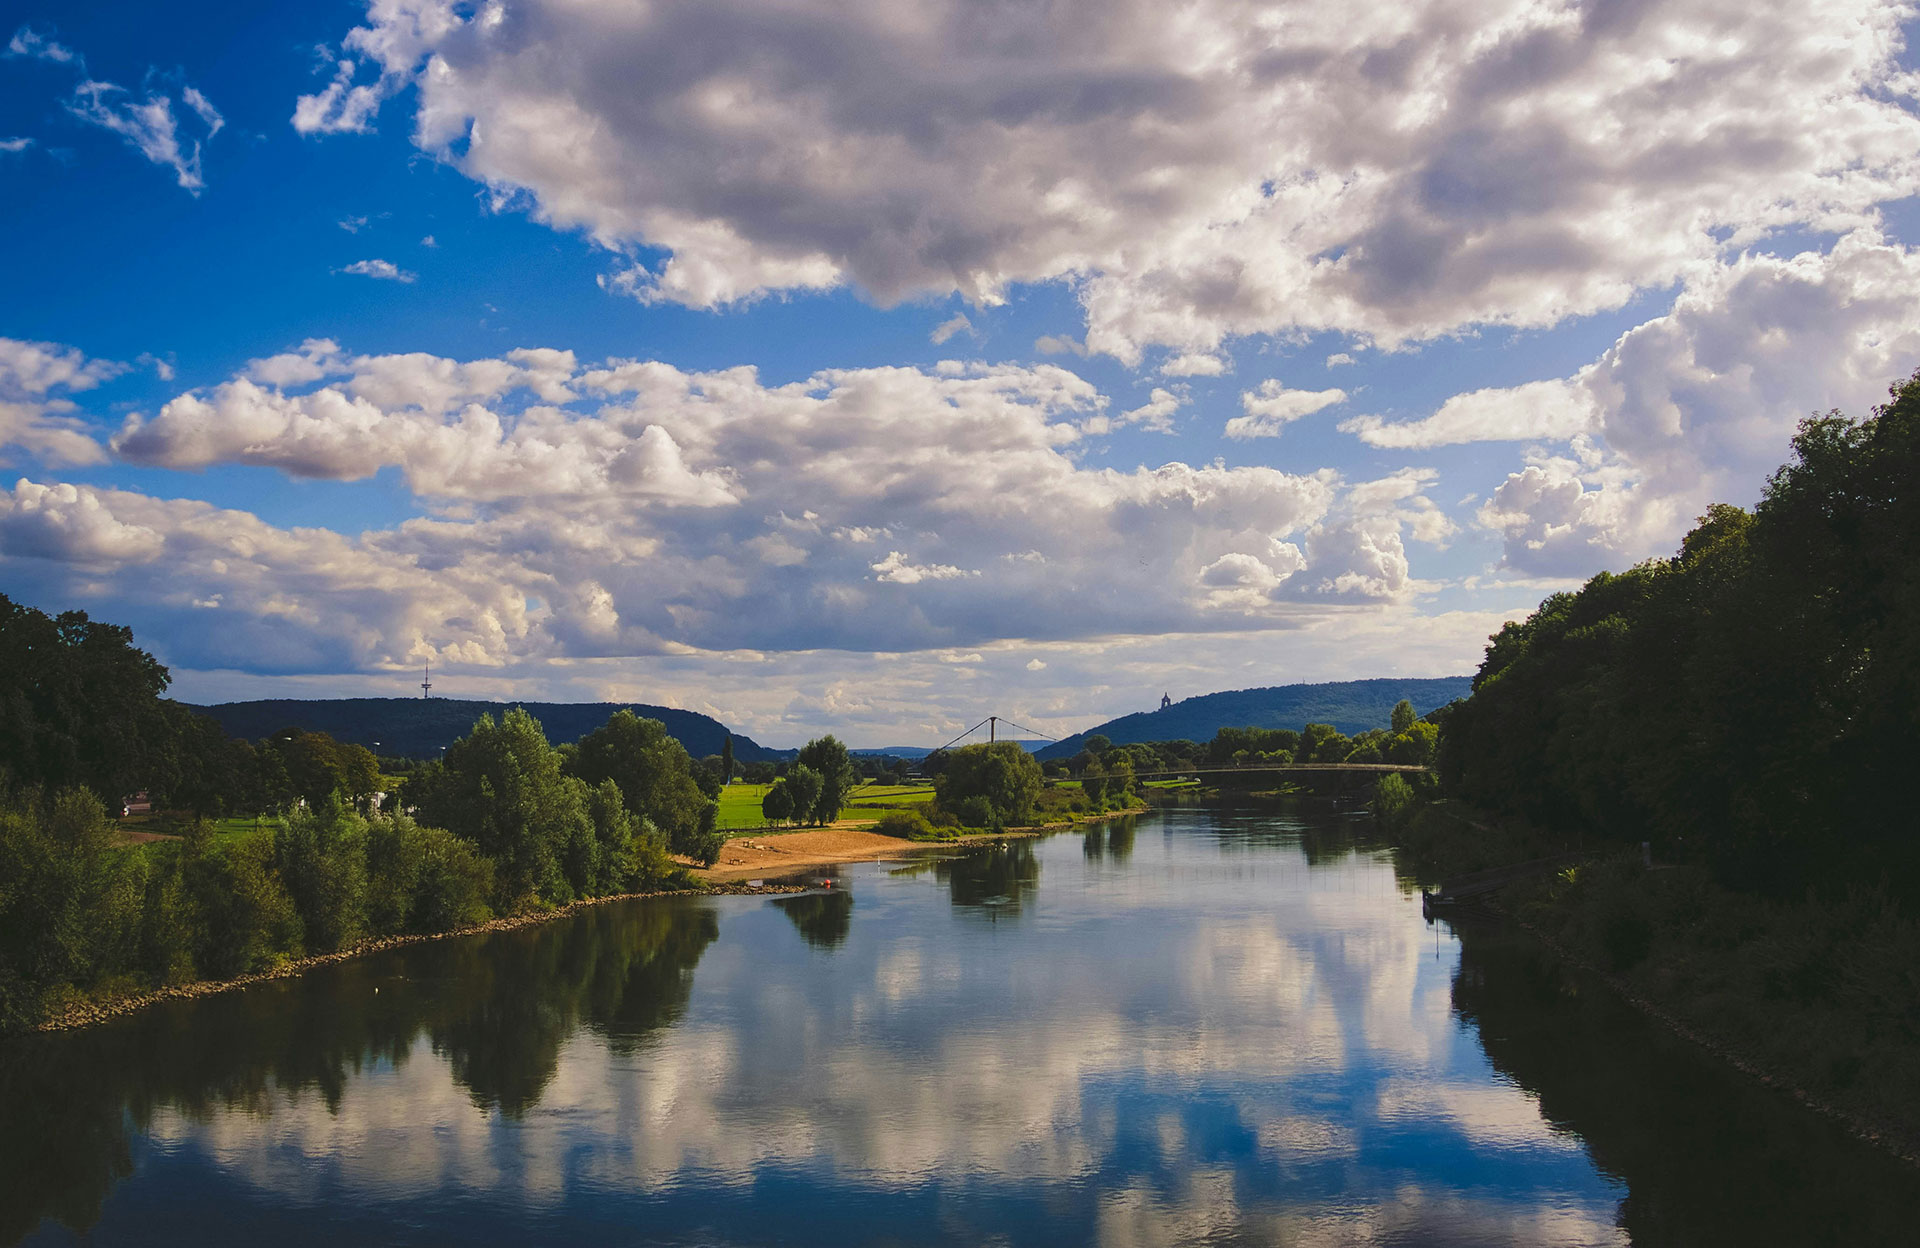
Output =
[{"x1": 5, "y1": 1, "x2": 1920, "y2": 745}]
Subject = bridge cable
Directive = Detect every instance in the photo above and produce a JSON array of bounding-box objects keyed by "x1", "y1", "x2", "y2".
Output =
[{"x1": 990, "y1": 717, "x2": 1059, "y2": 742}]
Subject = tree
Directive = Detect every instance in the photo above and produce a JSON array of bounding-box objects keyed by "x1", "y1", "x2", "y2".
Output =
[
  {"x1": 935, "y1": 742, "x2": 1043, "y2": 828},
  {"x1": 795, "y1": 735, "x2": 857, "y2": 824},
  {"x1": 782, "y1": 764, "x2": 824, "y2": 827},
  {"x1": 567, "y1": 711, "x2": 718, "y2": 858},
  {"x1": 1391, "y1": 699, "x2": 1417, "y2": 734},
  {"x1": 1296, "y1": 723, "x2": 1353, "y2": 764},
  {"x1": 1434, "y1": 369, "x2": 1920, "y2": 899},
  {"x1": 1081, "y1": 761, "x2": 1108, "y2": 806},
  {"x1": 581, "y1": 779, "x2": 673, "y2": 893},
  {"x1": 1100, "y1": 750, "x2": 1136, "y2": 805},
  {"x1": 263, "y1": 729, "x2": 381, "y2": 811},
  {"x1": 0, "y1": 595, "x2": 174, "y2": 800},
  {"x1": 274, "y1": 796, "x2": 369, "y2": 953},
  {"x1": 762, "y1": 781, "x2": 794, "y2": 826},
  {"x1": 409, "y1": 709, "x2": 586, "y2": 909},
  {"x1": 720, "y1": 734, "x2": 734, "y2": 786}
]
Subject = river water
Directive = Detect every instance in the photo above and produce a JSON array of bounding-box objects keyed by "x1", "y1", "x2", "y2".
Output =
[{"x1": 4, "y1": 805, "x2": 1917, "y2": 1246}]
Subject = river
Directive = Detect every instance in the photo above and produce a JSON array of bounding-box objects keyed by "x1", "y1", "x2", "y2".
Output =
[{"x1": 4, "y1": 804, "x2": 1917, "y2": 1245}]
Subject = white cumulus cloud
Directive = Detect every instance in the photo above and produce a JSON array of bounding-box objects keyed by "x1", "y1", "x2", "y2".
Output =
[
  {"x1": 1225, "y1": 381, "x2": 1347, "y2": 440},
  {"x1": 291, "y1": 0, "x2": 1920, "y2": 363},
  {"x1": 0, "y1": 340, "x2": 1464, "y2": 671},
  {"x1": 0, "y1": 338, "x2": 124, "y2": 468},
  {"x1": 339, "y1": 258, "x2": 416, "y2": 282},
  {"x1": 1404, "y1": 232, "x2": 1920, "y2": 575}
]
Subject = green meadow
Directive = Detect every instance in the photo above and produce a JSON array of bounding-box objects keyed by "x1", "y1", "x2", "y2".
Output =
[{"x1": 715, "y1": 781, "x2": 935, "y2": 831}]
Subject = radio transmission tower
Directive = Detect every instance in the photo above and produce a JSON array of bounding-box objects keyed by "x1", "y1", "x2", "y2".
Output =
[{"x1": 421, "y1": 663, "x2": 433, "y2": 699}]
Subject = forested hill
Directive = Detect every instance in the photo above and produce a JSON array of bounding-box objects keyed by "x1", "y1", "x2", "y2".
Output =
[
  {"x1": 1036, "y1": 677, "x2": 1471, "y2": 761},
  {"x1": 192, "y1": 698, "x2": 777, "y2": 762}
]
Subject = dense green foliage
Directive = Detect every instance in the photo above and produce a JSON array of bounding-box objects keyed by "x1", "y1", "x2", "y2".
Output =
[
  {"x1": 764, "y1": 763, "x2": 823, "y2": 826},
  {"x1": 1440, "y1": 373, "x2": 1920, "y2": 900},
  {"x1": 0, "y1": 788, "x2": 500, "y2": 1031},
  {"x1": 0, "y1": 678, "x2": 707, "y2": 1028},
  {"x1": 870, "y1": 809, "x2": 947, "y2": 840},
  {"x1": 795, "y1": 735, "x2": 858, "y2": 823},
  {"x1": 753, "y1": 736, "x2": 858, "y2": 827},
  {"x1": 0, "y1": 598, "x2": 174, "y2": 801},
  {"x1": 566, "y1": 710, "x2": 721, "y2": 865},
  {"x1": 933, "y1": 742, "x2": 1045, "y2": 829},
  {"x1": 410, "y1": 709, "x2": 588, "y2": 907}
]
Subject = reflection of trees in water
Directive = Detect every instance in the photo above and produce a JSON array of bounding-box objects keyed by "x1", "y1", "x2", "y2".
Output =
[
  {"x1": 1081, "y1": 817, "x2": 1136, "y2": 865},
  {"x1": 0, "y1": 898, "x2": 721, "y2": 1241},
  {"x1": 773, "y1": 890, "x2": 854, "y2": 950},
  {"x1": 435, "y1": 902, "x2": 719, "y2": 1114},
  {"x1": 936, "y1": 841, "x2": 1040, "y2": 916},
  {"x1": 1450, "y1": 925, "x2": 1920, "y2": 1245}
]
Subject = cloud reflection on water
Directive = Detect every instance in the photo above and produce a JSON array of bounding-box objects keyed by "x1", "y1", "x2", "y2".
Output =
[{"x1": 113, "y1": 812, "x2": 1628, "y2": 1246}]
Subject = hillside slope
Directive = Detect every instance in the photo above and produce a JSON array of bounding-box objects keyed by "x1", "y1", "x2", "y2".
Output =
[
  {"x1": 1036, "y1": 677, "x2": 1472, "y2": 760},
  {"x1": 193, "y1": 698, "x2": 777, "y2": 762}
]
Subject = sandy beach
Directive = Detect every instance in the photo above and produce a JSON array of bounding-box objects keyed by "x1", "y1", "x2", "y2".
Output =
[
  {"x1": 692, "y1": 821, "x2": 1071, "y2": 883},
  {"x1": 695, "y1": 825, "x2": 947, "y2": 882}
]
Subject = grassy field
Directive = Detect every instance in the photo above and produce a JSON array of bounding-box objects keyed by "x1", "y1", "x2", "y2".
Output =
[
  {"x1": 715, "y1": 783, "x2": 776, "y2": 829},
  {"x1": 715, "y1": 781, "x2": 935, "y2": 832},
  {"x1": 114, "y1": 813, "x2": 273, "y2": 849}
]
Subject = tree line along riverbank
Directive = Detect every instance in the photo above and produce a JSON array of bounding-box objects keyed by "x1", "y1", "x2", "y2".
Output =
[
  {"x1": 1371, "y1": 373, "x2": 1920, "y2": 1161},
  {"x1": 0, "y1": 585, "x2": 1148, "y2": 1034}
]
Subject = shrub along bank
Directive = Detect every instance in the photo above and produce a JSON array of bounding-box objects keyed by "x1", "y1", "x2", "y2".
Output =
[{"x1": 0, "y1": 706, "x2": 719, "y2": 1032}]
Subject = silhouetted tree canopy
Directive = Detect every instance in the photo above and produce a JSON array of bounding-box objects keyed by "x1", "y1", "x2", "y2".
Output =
[{"x1": 1440, "y1": 370, "x2": 1920, "y2": 901}]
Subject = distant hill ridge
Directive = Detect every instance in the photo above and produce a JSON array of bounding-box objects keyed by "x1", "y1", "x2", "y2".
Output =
[
  {"x1": 192, "y1": 698, "x2": 779, "y2": 763},
  {"x1": 1034, "y1": 677, "x2": 1472, "y2": 761}
]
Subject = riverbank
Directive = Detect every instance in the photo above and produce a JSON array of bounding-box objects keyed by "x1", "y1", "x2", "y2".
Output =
[
  {"x1": 31, "y1": 878, "x2": 809, "y2": 1035},
  {"x1": 1394, "y1": 800, "x2": 1920, "y2": 1166},
  {"x1": 700, "y1": 806, "x2": 1150, "y2": 882},
  {"x1": 31, "y1": 812, "x2": 1150, "y2": 1035},
  {"x1": 701, "y1": 822, "x2": 1044, "y2": 882}
]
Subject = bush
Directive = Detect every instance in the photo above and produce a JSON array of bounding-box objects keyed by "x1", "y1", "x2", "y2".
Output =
[
  {"x1": 1373, "y1": 773, "x2": 1417, "y2": 829},
  {"x1": 0, "y1": 788, "x2": 149, "y2": 1028},
  {"x1": 364, "y1": 811, "x2": 494, "y2": 934},
  {"x1": 410, "y1": 824, "x2": 493, "y2": 931},
  {"x1": 190, "y1": 833, "x2": 300, "y2": 978},
  {"x1": 950, "y1": 794, "x2": 998, "y2": 830},
  {"x1": 274, "y1": 797, "x2": 369, "y2": 954},
  {"x1": 871, "y1": 810, "x2": 948, "y2": 840},
  {"x1": 683, "y1": 827, "x2": 727, "y2": 868},
  {"x1": 136, "y1": 843, "x2": 198, "y2": 985},
  {"x1": 365, "y1": 812, "x2": 425, "y2": 936}
]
